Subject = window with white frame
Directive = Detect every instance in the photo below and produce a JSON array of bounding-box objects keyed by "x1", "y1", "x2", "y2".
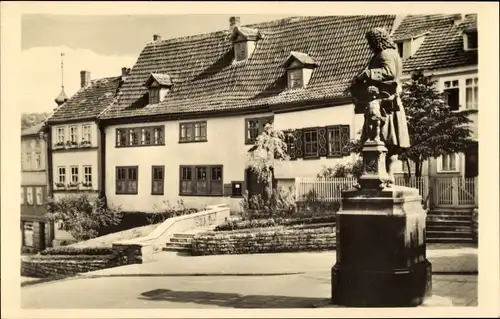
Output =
[
  {"x1": 288, "y1": 69, "x2": 303, "y2": 89},
  {"x1": 234, "y1": 42, "x2": 248, "y2": 62},
  {"x1": 57, "y1": 167, "x2": 66, "y2": 184},
  {"x1": 443, "y1": 80, "x2": 460, "y2": 111},
  {"x1": 69, "y1": 126, "x2": 79, "y2": 143},
  {"x1": 149, "y1": 87, "x2": 160, "y2": 104},
  {"x1": 83, "y1": 166, "x2": 92, "y2": 186},
  {"x1": 82, "y1": 125, "x2": 91, "y2": 143},
  {"x1": 35, "y1": 153, "x2": 41, "y2": 169},
  {"x1": 438, "y1": 153, "x2": 458, "y2": 172},
  {"x1": 465, "y1": 77, "x2": 478, "y2": 110},
  {"x1": 26, "y1": 187, "x2": 33, "y2": 205},
  {"x1": 36, "y1": 187, "x2": 43, "y2": 205},
  {"x1": 26, "y1": 154, "x2": 32, "y2": 170},
  {"x1": 70, "y1": 166, "x2": 79, "y2": 184},
  {"x1": 57, "y1": 127, "x2": 65, "y2": 143}
]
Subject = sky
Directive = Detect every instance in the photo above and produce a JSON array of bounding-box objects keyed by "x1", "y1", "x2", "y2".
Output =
[{"x1": 21, "y1": 14, "x2": 291, "y2": 114}]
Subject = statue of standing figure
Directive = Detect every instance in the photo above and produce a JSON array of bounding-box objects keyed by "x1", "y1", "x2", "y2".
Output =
[{"x1": 350, "y1": 27, "x2": 411, "y2": 185}]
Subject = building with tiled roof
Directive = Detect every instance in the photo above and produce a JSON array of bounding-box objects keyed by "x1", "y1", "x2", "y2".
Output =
[
  {"x1": 21, "y1": 121, "x2": 52, "y2": 253},
  {"x1": 45, "y1": 69, "x2": 127, "y2": 240}
]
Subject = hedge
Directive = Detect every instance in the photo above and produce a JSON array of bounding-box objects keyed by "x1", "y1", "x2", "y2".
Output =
[
  {"x1": 214, "y1": 214, "x2": 337, "y2": 232},
  {"x1": 40, "y1": 246, "x2": 118, "y2": 256}
]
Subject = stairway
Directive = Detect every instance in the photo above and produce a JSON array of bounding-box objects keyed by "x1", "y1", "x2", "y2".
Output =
[
  {"x1": 426, "y1": 209, "x2": 476, "y2": 244},
  {"x1": 162, "y1": 226, "x2": 215, "y2": 253}
]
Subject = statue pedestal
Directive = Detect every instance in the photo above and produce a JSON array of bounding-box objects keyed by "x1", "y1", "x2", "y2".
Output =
[{"x1": 331, "y1": 186, "x2": 432, "y2": 307}]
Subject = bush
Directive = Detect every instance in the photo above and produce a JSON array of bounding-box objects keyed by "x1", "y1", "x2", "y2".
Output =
[
  {"x1": 471, "y1": 208, "x2": 478, "y2": 243},
  {"x1": 240, "y1": 186, "x2": 297, "y2": 220},
  {"x1": 40, "y1": 246, "x2": 116, "y2": 256},
  {"x1": 214, "y1": 214, "x2": 337, "y2": 232},
  {"x1": 46, "y1": 194, "x2": 122, "y2": 241},
  {"x1": 317, "y1": 159, "x2": 364, "y2": 179},
  {"x1": 148, "y1": 199, "x2": 199, "y2": 224}
]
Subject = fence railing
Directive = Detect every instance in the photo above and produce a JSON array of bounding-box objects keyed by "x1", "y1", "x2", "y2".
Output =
[{"x1": 295, "y1": 175, "x2": 477, "y2": 208}]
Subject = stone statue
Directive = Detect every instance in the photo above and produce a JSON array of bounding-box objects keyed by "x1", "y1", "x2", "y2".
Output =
[{"x1": 350, "y1": 27, "x2": 410, "y2": 186}]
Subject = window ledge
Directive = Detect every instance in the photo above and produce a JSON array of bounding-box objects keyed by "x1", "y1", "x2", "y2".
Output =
[
  {"x1": 178, "y1": 139, "x2": 207, "y2": 144},
  {"x1": 115, "y1": 143, "x2": 165, "y2": 148},
  {"x1": 178, "y1": 193, "x2": 224, "y2": 197},
  {"x1": 151, "y1": 193, "x2": 164, "y2": 196}
]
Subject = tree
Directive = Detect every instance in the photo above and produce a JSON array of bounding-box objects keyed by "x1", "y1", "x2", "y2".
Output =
[
  {"x1": 45, "y1": 194, "x2": 123, "y2": 241},
  {"x1": 317, "y1": 159, "x2": 364, "y2": 179},
  {"x1": 400, "y1": 70, "x2": 475, "y2": 177},
  {"x1": 246, "y1": 123, "x2": 291, "y2": 202},
  {"x1": 21, "y1": 112, "x2": 50, "y2": 129}
]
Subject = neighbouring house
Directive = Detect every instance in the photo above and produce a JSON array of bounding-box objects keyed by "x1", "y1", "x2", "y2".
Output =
[
  {"x1": 97, "y1": 15, "x2": 406, "y2": 213},
  {"x1": 394, "y1": 13, "x2": 478, "y2": 179},
  {"x1": 21, "y1": 122, "x2": 53, "y2": 253},
  {"x1": 45, "y1": 69, "x2": 127, "y2": 245}
]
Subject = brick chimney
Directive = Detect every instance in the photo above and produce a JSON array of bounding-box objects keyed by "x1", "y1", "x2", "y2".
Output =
[
  {"x1": 80, "y1": 71, "x2": 91, "y2": 88},
  {"x1": 229, "y1": 16, "x2": 241, "y2": 30},
  {"x1": 153, "y1": 34, "x2": 161, "y2": 42}
]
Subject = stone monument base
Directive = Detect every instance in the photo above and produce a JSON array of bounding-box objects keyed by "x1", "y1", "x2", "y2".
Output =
[{"x1": 331, "y1": 186, "x2": 432, "y2": 307}]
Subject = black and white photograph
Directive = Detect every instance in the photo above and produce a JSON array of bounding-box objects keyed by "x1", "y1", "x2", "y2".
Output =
[{"x1": 1, "y1": 1, "x2": 499, "y2": 318}]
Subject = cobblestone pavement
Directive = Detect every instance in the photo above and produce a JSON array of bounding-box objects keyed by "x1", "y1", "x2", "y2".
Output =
[{"x1": 21, "y1": 272, "x2": 477, "y2": 309}]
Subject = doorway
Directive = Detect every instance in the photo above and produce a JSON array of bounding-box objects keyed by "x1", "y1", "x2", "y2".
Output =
[{"x1": 39, "y1": 222, "x2": 46, "y2": 251}]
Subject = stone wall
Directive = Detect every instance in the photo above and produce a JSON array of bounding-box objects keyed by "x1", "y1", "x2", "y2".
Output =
[{"x1": 191, "y1": 226, "x2": 335, "y2": 256}]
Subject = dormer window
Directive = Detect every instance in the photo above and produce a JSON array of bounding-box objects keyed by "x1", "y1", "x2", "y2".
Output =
[
  {"x1": 282, "y1": 51, "x2": 318, "y2": 89},
  {"x1": 394, "y1": 32, "x2": 428, "y2": 60},
  {"x1": 229, "y1": 16, "x2": 260, "y2": 63},
  {"x1": 143, "y1": 73, "x2": 172, "y2": 105},
  {"x1": 463, "y1": 27, "x2": 478, "y2": 51}
]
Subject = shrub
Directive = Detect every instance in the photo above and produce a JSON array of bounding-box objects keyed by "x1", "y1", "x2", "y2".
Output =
[
  {"x1": 214, "y1": 214, "x2": 337, "y2": 232},
  {"x1": 317, "y1": 159, "x2": 364, "y2": 179},
  {"x1": 297, "y1": 190, "x2": 341, "y2": 216},
  {"x1": 40, "y1": 246, "x2": 116, "y2": 256},
  {"x1": 471, "y1": 208, "x2": 478, "y2": 243},
  {"x1": 46, "y1": 194, "x2": 122, "y2": 241},
  {"x1": 148, "y1": 199, "x2": 199, "y2": 224},
  {"x1": 240, "y1": 186, "x2": 297, "y2": 220}
]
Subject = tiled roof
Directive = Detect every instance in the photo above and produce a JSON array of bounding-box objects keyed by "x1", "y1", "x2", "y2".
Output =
[
  {"x1": 394, "y1": 14, "x2": 478, "y2": 72},
  {"x1": 21, "y1": 121, "x2": 45, "y2": 137},
  {"x1": 99, "y1": 15, "x2": 397, "y2": 120},
  {"x1": 48, "y1": 76, "x2": 123, "y2": 123}
]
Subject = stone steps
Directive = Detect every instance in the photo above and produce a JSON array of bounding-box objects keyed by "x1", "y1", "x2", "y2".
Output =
[{"x1": 425, "y1": 209, "x2": 475, "y2": 244}]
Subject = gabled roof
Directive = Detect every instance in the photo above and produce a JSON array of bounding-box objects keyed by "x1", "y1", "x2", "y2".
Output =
[
  {"x1": 282, "y1": 51, "x2": 318, "y2": 69},
  {"x1": 99, "y1": 15, "x2": 397, "y2": 121},
  {"x1": 48, "y1": 76, "x2": 123, "y2": 123},
  {"x1": 21, "y1": 121, "x2": 46, "y2": 138},
  {"x1": 144, "y1": 73, "x2": 173, "y2": 87},
  {"x1": 393, "y1": 14, "x2": 478, "y2": 72}
]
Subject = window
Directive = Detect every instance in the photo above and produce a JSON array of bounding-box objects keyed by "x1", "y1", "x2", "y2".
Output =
[
  {"x1": 26, "y1": 187, "x2": 33, "y2": 205},
  {"x1": 149, "y1": 88, "x2": 160, "y2": 105},
  {"x1": 21, "y1": 187, "x2": 24, "y2": 205},
  {"x1": 57, "y1": 166, "x2": 66, "y2": 184},
  {"x1": 116, "y1": 166, "x2": 138, "y2": 194},
  {"x1": 179, "y1": 121, "x2": 207, "y2": 142},
  {"x1": 26, "y1": 154, "x2": 32, "y2": 170},
  {"x1": 303, "y1": 128, "x2": 319, "y2": 158},
  {"x1": 288, "y1": 69, "x2": 303, "y2": 89},
  {"x1": 465, "y1": 31, "x2": 478, "y2": 50},
  {"x1": 439, "y1": 154, "x2": 458, "y2": 172},
  {"x1": 36, "y1": 187, "x2": 43, "y2": 205},
  {"x1": 57, "y1": 127, "x2": 65, "y2": 143},
  {"x1": 231, "y1": 181, "x2": 243, "y2": 197},
  {"x1": 245, "y1": 117, "x2": 273, "y2": 144},
  {"x1": 179, "y1": 165, "x2": 223, "y2": 196},
  {"x1": 83, "y1": 166, "x2": 92, "y2": 186},
  {"x1": 443, "y1": 80, "x2": 460, "y2": 111},
  {"x1": 69, "y1": 126, "x2": 79, "y2": 143},
  {"x1": 465, "y1": 78, "x2": 478, "y2": 110},
  {"x1": 35, "y1": 153, "x2": 41, "y2": 169},
  {"x1": 234, "y1": 42, "x2": 247, "y2": 61},
  {"x1": 396, "y1": 42, "x2": 404, "y2": 58},
  {"x1": 327, "y1": 125, "x2": 350, "y2": 157},
  {"x1": 70, "y1": 166, "x2": 79, "y2": 184},
  {"x1": 82, "y1": 125, "x2": 91, "y2": 143},
  {"x1": 22, "y1": 222, "x2": 34, "y2": 247},
  {"x1": 116, "y1": 126, "x2": 164, "y2": 147},
  {"x1": 151, "y1": 166, "x2": 164, "y2": 195}
]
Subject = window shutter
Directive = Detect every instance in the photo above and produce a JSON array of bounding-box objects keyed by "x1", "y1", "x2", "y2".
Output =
[
  {"x1": 318, "y1": 127, "x2": 328, "y2": 157},
  {"x1": 223, "y1": 183, "x2": 233, "y2": 197},
  {"x1": 341, "y1": 125, "x2": 351, "y2": 156},
  {"x1": 294, "y1": 130, "x2": 303, "y2": 158}
]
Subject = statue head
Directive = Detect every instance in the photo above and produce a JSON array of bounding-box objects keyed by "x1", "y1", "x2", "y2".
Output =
[{"x1": 365, "y1": 28, "x2": 397, "y2": 54}]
